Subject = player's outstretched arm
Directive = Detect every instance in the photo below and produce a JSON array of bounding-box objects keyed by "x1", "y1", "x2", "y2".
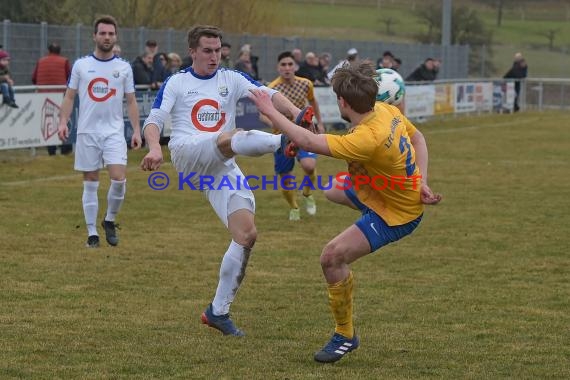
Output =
[{"x1": 250, "y1": 89, "x2": 331, "y2": 156}]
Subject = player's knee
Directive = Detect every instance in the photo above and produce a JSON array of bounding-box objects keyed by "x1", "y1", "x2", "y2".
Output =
[
  {"x1": 320, "y1": 242, "x2": 343, "y2": 268},
  {"x1": 216, "y1": 131, "x2": 237, "y2": 158},
  {"x1": 234, "y1": 226, "x2": 257, "y2": 248}
]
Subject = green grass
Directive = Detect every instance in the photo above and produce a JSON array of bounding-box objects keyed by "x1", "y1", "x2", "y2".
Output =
[
  {"x1": 1, "y1": 111, "x2": 569, "y2": 378},
  {"x1": 283, "y1": 0, "x2": 570, "y2": 78}
]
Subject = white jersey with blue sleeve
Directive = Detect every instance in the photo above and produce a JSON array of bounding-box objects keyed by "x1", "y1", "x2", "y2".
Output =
[
  {"x1": 144, "y1": 67, "x2": 277, "y2": 144},
  {"x1": 68, "y1": 54, "x2": 135, "y2": 135}
]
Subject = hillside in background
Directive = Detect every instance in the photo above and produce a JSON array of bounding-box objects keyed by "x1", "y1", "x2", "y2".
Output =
[{"x1": 282, "y1": 0, "x2": 570, "y2": 77}]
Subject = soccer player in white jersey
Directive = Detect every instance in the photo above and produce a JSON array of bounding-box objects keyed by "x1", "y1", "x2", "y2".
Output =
[
  {"x1": 141, "y1": 25, "x2": 307, "y2": 336},
  {"x1": 58, "y1": 15, "x2": 142, "y2": 248}
]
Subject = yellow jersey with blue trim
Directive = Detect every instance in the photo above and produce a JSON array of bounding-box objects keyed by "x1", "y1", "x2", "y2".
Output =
[{"x1": 325, "y1": 102, "x2": 423, "y2": 226}]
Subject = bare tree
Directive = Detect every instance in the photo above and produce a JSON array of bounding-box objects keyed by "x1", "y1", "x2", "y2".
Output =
[
  {"x1": 496, "y1": 0, "x2": 504, "y2": 27},
  {"x1": 378, "y1": 16, "x2": 398, "y2": 36},
  {"x1": 539, "y1": 29, "x2": 560, "y2": 51}
]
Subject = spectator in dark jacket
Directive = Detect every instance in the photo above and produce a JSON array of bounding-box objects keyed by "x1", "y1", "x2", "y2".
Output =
[
  {"x1": 406, "y1": 58, "x2": 436, "y2": 82},
  {"x1": 503, "y1": 52, "x2": 528, "y2": 112},
  {"x1": 296, "y1": 51, "x2": 327, "y2": 86},
  {"x1": 132, "y1": 52, "x2": 154, "y2": 87}
]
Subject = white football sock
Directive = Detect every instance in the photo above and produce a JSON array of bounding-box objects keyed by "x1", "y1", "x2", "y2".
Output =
[
  {"x1": 230, "y1": 130, "x2": 281, "y2": 156},
  {"x1": 82, "y1": 181, "x2": 99, "y2": 236},
  {"x1": 211, "y1": 240, "x2": 252, "y2": 315},
  {"x1": 105, "y1": 179, "x2": 126, "y2": 222}
]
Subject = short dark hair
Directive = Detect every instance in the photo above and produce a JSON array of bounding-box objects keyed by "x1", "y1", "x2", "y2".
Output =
[
  {"x1": 187, "y1": 25, "x2": 223, "y2": 49},
  {"x1": 145, "y1": 39, "x2": 157, "y2": 47},
  {"x1": 48, "y1": 42, "x2": 61, "y2": 54},
  {"x1": 277, "y1": 51, "x2": 294, "y2": 62},
  {"x1": 331, "y1": 62, "x2": 377, "y2": 114},
  {"x1": 93, "y1": 15, "x2": 118, "y2": 34},
  {"x1": 221, "y1": 42, "x2": 231, "y2": 48}
]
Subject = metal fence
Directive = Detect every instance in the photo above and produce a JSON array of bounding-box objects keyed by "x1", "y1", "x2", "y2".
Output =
[
  {"x1": 523, "y1": 79, "x2": 570, "y2": 110},
  {"x1": 1, "y1": 20, "x2": 470, "y2": 85}
]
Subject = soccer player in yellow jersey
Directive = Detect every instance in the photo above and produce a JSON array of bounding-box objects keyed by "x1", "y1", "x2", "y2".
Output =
[
  {"x1": 249, "y1": 62, "x2": 441, "y2": 363},
  {"x1": 262, "y1": 51, "x2": 325, "y2": 221}
]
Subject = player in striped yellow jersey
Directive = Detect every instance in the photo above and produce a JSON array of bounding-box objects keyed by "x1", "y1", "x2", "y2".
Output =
[
  {"x1": 249, "y1": 62, "x2": 441, "y2": 363},
  {"x1": 262, "y1": 51, "x2": 325, "y2": 221}
]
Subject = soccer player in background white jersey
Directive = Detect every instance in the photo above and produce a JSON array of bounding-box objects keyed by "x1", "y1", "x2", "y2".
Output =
[
  {"x1": 58, "y1": 15, "x2": 142, "y2": 248},
  {"x1": 141, "y1": 25, "x2": 305, "y2": 336}
]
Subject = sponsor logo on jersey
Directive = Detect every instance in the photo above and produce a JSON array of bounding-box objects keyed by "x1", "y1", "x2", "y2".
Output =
[
  {"x1": 191, "y1": 99, "x2": 226, "y2": 132},
  {"x1": 218, "y1": 86, "x2": 229, "y2": 97},
  {"x1": 87, "y1": 77, "x2": 116, "y2": 102},
  {"x1": 112, "y1": 70, "x2": 120, "y2": 78}
]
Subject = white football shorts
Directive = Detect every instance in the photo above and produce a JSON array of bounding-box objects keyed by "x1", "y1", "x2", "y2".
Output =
[
  {"x1": 74, "y1": 133, "x2": 128, "y2": 171},
  {"x1": 169, "y1": 133, "x2": 255, "y2": 227}
]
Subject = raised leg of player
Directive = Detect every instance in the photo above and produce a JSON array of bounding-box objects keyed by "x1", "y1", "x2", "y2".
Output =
[{"x1": 217, "y1": 129, "x2": 282, "y2": 158}]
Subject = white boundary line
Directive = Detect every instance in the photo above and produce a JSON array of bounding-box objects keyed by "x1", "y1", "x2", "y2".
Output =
[
  {"x1": 424, "y1": 117, "x2": 538, "y2": 135},
  {"x1": 1, "y1": 162, "x2": 172, "y2": 187}
]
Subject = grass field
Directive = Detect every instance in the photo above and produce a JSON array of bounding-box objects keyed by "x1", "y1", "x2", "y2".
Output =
[
  {"x1": 1, "y1": 111, "x2": 569, "y2": 379},
  {"x1": 284, "y1": 0, "x2": 570, "y2": 78}
]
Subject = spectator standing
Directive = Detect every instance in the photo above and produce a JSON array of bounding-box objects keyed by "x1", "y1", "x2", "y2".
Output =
[
  {"x1": 132, "y1": 52, "x2": 154, "y2": 87},
  {"x1": 112, "y1": 44, "x2": 122, "y2": 57},
  {"x1": 327, "y1": 48, "x2": 359, "y2": 81},
  {"x1": 0, "y1": 50, "x2": 18, "y2": 108},
  {"x1": 292, "y1": 48, "x2": 303, "y2": 66},
  {"x1": 317, "y1": 53, "x2": 332, "y2": 86},
  {"x1": 376, "y1": 50, "x2": 394, "y2": 70},
  {"x1": 296, "y1": 51, "x2": 325, "y2": 85},
  {"x1": 239, "y1": 44, "x2": 260, "y2": 81},
  {"x1": 144, "y1": 40, "x2": 169, "y2": 90},
  {"x1": 406, "y1": 58, "x2": 436, "y2": 82},
  {"x1": 167, "y1": 52, "x2": 182, "y2": 74},
  {"x1": 220, "y1": 42, "x2": 233, "y2": 68},
  {"x1": 234, "y1": 50, "x2": 256, "y2": 78},
  {"x1": 32, "y1": 42, "x2": 72, "y2": 155},
  {"x1": 503, "y1": 53, "x2": 527, "y2": 112},
  {"x1": 154, "y1": 52, "x2": 170, "y2": 84}
]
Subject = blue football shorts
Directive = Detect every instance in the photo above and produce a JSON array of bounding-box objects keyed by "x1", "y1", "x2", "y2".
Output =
[
  {"x1": 274, "y1": 148, "x2": 317, "y2": 175},
  {"x1": 345, "y1": 185, "x2": 422, "y2": 252}
]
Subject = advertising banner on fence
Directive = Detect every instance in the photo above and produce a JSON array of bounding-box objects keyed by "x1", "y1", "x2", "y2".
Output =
[
  {"x1": 454, "y1": 82, "x2": 493, "y2": 113},
  {"x1": 434, "y1": 83, "x2": 455, "y2": 115},
  {"x1": 0, "y1": 93, "x2": 64, "y2": 150},
  {"x1": 473, "y1": 82, "x2": 493, "y2": 112},
  {"x1": 493, "y1": 81, "x2": 515, "y2": 113},
  {"x1": 455, "y1": 83, "x2": 477, "y2": 113},
  {"x1": 404, "y1": 85, "x2": 435, "y2": 118}
]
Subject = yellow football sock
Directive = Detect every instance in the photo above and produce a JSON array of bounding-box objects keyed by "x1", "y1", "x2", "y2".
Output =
[
  {"x1": 281, "y1": 188, "x2": 298, "y2": 209},
  {"x1": 327, "y1": 271, "x2": 354, "y2": 339},
  {"x1": 302, "y1": 171, "x2": 317, "y2": 197}
]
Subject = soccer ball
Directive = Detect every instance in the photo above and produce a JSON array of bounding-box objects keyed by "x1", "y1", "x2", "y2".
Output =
[{"x1": 374, "y1": 68, "x2": 405, "y2": 106}]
